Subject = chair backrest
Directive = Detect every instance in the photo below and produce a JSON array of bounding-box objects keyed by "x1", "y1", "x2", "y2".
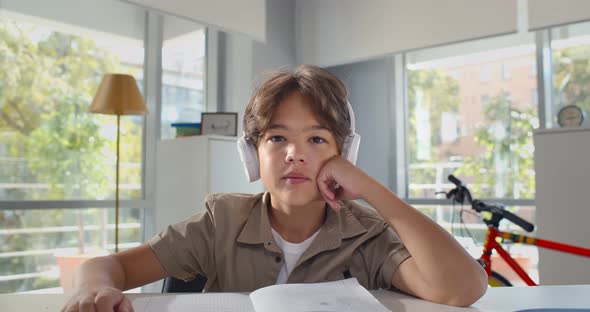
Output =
[{"x1": 161, "y1": 274, "x2": 208, "y2": 293}]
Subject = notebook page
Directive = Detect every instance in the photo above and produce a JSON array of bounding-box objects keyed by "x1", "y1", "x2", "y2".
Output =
[
  {"x1": 131, "y1": 293, "x2": 255, "y2": 312},
  {"x1": 249, "y1": 278, "x2": 391, "y2": 312}
]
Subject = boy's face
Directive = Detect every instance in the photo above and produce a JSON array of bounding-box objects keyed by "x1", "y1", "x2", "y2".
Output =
[{"x1": 257, "y1": 92, "x2": 339, "y2": 208}]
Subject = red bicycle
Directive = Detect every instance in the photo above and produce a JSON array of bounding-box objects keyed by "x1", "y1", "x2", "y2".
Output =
[{"x1": 445, "y1": 174, "x2": 590, "y2": 286}]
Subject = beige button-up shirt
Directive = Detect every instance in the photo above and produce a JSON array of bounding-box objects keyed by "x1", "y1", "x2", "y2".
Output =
[{"x1": 148, "y1": 192, "x2": 411, "y2": 292}]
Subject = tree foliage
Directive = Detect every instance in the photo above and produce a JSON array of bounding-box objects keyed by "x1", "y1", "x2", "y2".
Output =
[
  {"x1": 554, "y1": 46, "x2": 590, "y2": 112},
  {"x1": 454, "y1": 95, "x2": 537, "y2": 198},
  {"x1": 407, "y1": 68, "x2": 461, "y2": 163}
]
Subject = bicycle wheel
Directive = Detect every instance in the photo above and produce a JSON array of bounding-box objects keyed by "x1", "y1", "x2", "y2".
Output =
[{"x1": 488, "y1": 271, "x2": 512, "y2": 287}]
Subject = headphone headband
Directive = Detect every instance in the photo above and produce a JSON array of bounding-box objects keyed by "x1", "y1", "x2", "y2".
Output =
[{"x1": 346, "y1": 101, "x2": 356, "y2": 132}]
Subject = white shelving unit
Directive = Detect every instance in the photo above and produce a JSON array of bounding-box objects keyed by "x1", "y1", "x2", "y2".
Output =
[
  {"x1": 534, "y1": 127, "x2": 590, "y2": 285},
  {"x1": 155, "y1": 135, "x2": 265, "y2": 233}
]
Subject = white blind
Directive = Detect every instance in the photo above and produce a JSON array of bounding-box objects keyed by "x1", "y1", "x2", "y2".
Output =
[
  {"x1": 124, "y1": 0, "x2": 266, "y2": 42},
  {"x1": 296, "y1": 0, "x2": 517, "y2": 67},
  {"x1": 1, "y1": 0, "x2": 145, "y2": 40},
  {"x1": 528, "y1": 0, "x2": 590, "y2": 30}
]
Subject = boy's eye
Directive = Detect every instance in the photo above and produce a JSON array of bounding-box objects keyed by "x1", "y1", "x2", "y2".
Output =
[
  {"x1": 269, "y1": 135, "x2": 285, "y2": 142},
  {"x1": 311, "y1": 136, "x2": 326, "y2": 144}
]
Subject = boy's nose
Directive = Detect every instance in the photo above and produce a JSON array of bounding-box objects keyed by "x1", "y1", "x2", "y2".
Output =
[
  {"x1": 285, "y1": 145, "x2": 305, "y2": 163},
  {"x1": 286, "y1": 154, "x2": 305, "y2": 163}
]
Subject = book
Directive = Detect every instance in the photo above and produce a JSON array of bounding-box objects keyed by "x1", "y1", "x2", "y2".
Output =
[{"x1": 131, "y1": 278, "x2": 391, "y2": 312}]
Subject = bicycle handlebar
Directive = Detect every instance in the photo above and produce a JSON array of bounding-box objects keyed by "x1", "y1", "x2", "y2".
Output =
[
  {"x1": 472, "y1": 200, "x2": 535, "y2": 232},
  {"x1": 448, "y1": 174, "x2": 462, "y2": 187},
  {"x1": 447, "y1": 175, "x2": 535, "y2": 232}
]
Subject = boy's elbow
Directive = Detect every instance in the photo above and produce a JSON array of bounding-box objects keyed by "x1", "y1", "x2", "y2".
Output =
[
  {"x1": 441, "y1": 268, "x2": 488, "y2": 307},
  {"x1": 443, "y1": 287, "x2": 487, "y2": 307}
]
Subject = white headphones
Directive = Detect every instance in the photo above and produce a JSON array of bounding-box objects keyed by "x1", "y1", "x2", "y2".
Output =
[{"x1": 236, "y1": 101, "x2": 361, "y2": 182}]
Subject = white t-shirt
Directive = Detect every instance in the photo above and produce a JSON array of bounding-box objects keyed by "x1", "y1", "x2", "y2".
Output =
[{"x1": 271, "y1": 227, "x2": 321, "y2": 284}]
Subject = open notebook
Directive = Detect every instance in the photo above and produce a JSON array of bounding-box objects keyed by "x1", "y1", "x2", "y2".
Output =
[{"x1": 132, "y1": 278, "x2": 391, "y2": 312}]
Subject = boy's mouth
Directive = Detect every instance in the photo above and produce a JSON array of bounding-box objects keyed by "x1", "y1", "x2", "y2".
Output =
[{"x1": 282, "y1": 172, "x2": 310, "y2": 184}]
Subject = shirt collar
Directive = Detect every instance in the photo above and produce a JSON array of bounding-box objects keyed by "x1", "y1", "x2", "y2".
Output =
[
  {"x1": 237, "y1": 192, "x2": 368, "y2": 253},
  {"x1": 237, "y1": 192, "x2": 275, "y2": 246}
]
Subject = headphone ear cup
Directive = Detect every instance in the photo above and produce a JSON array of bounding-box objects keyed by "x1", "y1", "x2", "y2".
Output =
[
  {"x1": 342, "y1": 133, "x2": 361, "y2": 165},
  {"x1": 236, "y1": 137, "x2": 260, "y2": 182}
]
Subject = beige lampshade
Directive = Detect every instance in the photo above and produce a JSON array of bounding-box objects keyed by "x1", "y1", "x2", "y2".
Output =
[{"x1": 89, "y1": 74, "x2": 148, "y2": 115}]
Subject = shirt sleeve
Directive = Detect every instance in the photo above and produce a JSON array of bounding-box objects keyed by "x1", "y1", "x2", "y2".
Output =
[
  {"x1": 362, "y1": 223, "x2": 412, "y2": 289},
  {"x1": 148, "y1": 202, "x2": 216, "y2": 281}
]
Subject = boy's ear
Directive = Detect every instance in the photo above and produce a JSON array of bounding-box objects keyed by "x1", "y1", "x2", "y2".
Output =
[{"x1": 237, "y1": 136, "x2": 261, "y2": 182}]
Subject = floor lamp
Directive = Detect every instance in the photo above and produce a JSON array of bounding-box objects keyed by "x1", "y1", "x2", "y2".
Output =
[{"x1": 89, "y1": 74, "x2": 148, "y2": 253}]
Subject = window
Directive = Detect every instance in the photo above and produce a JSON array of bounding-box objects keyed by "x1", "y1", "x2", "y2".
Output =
[
  {"x1": 0, "y1": 0, "x2": 146, "y2": 293},
  {"x1": 406, "y1": 36, "x2": 538, "y2": 200},
  {"x1": 0, "y1": 1, "x2": 210, "y2": 292},
  {"x1": 502, "y1": 62, "x2": 511, "y2": 80},
  {"x1": 402, "y1": 32, "x2": 548, "y2": 287},
  {"x1": 448, "y1": 69, "x2": 462, "y2": 80},
  {"x1": 551, "y1": 21, "x2": 590, "y2": 121},
  {"x1": 503, "y1": 91, "x2": 513, "y2": 104},
  {"x1": 160, "y1": 17, "x2": 207, "y2": 139},
  {"x1": 0, "y1": 2, "x2": 145, "y2": 202},
  {"x1": 479, "y1": 64, "x2": 492, "y2": 82},
  {"x1": 481, "y1": 94, "x2": 490, "y2": 107}
]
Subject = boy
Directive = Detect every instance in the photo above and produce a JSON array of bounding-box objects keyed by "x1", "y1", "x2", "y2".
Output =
[{"x1": 62, "y1": 65, "x2": 487, "y2": 312}]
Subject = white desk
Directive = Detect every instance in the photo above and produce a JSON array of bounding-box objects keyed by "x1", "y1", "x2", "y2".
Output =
[{"x1": 1, "y1": 285, "x2": 589, "y2": 311}]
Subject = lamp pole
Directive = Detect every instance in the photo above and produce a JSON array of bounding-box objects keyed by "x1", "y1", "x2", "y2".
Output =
[{"x1": 115, "y1": 114, "x2": 120, "y2": 253}]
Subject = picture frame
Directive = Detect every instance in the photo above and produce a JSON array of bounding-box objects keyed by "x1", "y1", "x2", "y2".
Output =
[{"x1": 201, "y1": 112, "x2": 238, "y2": 136}]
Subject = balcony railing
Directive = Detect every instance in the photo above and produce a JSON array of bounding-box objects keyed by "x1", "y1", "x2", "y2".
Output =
[{"x1": 0, "y1": 222, "x2": 141, "y2": 293}]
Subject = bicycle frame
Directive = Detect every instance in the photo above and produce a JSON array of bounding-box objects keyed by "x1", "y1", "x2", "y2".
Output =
[{"x1": 480, "y1": 226, "x2": 590, "y2": 286}]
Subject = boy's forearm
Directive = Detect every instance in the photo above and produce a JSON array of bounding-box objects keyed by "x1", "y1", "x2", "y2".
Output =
[
  {"x1": 360, "y1": 179, "x2": 486, "y2": 290},
  {"x1": 73, "y1": 255, "x2": 126, "y2": 290}
]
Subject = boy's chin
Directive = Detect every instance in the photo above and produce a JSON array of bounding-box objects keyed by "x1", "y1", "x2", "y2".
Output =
[{"x1": 277, "y1": 190, "x2": 323, "y2": 207}]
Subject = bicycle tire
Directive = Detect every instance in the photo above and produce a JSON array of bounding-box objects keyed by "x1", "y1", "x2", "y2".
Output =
[{"x1": 488, "y1": 271, "x2": 512, "y2": 287}]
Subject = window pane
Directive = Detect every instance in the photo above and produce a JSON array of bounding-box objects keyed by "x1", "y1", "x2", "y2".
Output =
[
  {"x1": 406, "y1": 36, "x2": 538, "y2": 199},
  {"x1": 0, "y1": 207, "x2": 142, "y2": 293},
  {"x1": 160, "y1": 16, "x2": 206, "y2": 139},
  {"x1": 0, "y1": 0, "x2": 145, "y2": 200},
  {"x1": 551, "y1": 20, "x2": 590, "y2": 125}
]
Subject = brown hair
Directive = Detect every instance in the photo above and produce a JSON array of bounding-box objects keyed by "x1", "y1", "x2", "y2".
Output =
[{"x1": 243, "y1": 65, "x2": 351, "y2": 151}]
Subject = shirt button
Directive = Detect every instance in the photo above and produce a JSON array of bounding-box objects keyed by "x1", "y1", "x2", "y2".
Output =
[{"x1": 275, "y1": 256, "x2": 281, "y2": 263}]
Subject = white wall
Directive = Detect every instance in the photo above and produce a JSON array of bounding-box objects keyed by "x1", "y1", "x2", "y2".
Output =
[
  {"x1": 328, "y1": 59, "x2": 395, "y2": 188},
  {"x1": 253, "y1": 0, "x2": 296, "y2": 77},
  {"x1": 219, "y1": 32, "x2": 255, "y2": 126},
  {"x1": 534, "y1": 128, "x2": 590, "y2": 285},
  {"x1": 218, "y1": 0, "x2": 296, "y2": 130}
]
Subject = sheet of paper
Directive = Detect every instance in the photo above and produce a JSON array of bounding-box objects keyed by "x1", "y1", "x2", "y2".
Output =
[
  {"x1": 131, "y1": 293, "x2": 254, "y2": 312},
  {"x1": 249, "y1": 278, "x2": 391, "y2": 312}
]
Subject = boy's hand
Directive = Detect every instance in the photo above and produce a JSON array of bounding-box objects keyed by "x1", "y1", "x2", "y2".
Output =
[
  {"x1": 316, "y1": 156, "x2": 374, "y2": 212},
  {"x1": 61, "y1": 286, "x2": 133, "y2": 312}
]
